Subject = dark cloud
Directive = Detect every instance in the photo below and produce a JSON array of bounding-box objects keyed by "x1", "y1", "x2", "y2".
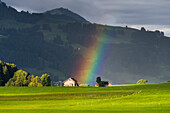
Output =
[{"x1": 2, "y1": 0, "x2": 170, "y2": 36}]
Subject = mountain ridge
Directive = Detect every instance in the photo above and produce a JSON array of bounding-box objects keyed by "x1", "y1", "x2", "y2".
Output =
[
  {"x1": 0, "y1": 1, "x2": 88, "y2": 23},
  {"x1": 44, "y1": 7, "x2": 89, "y2": 23}
]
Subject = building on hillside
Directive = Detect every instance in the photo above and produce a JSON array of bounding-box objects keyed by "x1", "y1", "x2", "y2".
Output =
[
  {"x1": 79, "y1": 84, "x2": 89, "y2": 87},
  {"x1": 63, "y1": 78, "x2": 79, "y2": 86},
  {"x1": 168, "y1": 81, "x2": 170, "y2": 83},
  {"x1": 95, "y1": 84, "x2": 99, "y2": 87},
  {"x1": 53, "y1": 81, "x2": 63, "y2": 86},
  {"x1": 108, "y1": 82, "x2": 112, "y2": 86}
]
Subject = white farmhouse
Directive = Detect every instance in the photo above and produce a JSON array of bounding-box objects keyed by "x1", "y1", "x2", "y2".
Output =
[{"x1": 63, "y1": 78, "x2": 79, "y2": 86}]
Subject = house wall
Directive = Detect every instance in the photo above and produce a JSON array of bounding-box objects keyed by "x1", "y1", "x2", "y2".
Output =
[{"x1": 64, "y1": 79, "x2": 75, "y2": 86}]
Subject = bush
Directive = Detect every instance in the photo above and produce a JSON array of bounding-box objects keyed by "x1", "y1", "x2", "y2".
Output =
[{"x1": 136, "y1": 79, "x2": 148, "y2": 84}]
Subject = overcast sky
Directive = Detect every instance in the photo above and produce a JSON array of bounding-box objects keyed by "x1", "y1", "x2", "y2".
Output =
[{"x1": 2, "y1": 0, "x2": 170, "y2": 36}]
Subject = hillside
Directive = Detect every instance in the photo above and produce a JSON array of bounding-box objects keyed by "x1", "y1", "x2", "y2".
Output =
[{"x1": 0, "y1": 1, "x2": 170, "y2": 84}]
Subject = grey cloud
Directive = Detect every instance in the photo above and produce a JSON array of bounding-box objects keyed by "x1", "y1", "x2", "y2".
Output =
[{"x1": 93, "y1": 0, "x2": 170, "y2": 25}]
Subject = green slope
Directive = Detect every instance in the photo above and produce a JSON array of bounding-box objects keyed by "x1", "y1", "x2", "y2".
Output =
[{"x1": 0, "y1": 83, "x2": 169, "y2": 113}]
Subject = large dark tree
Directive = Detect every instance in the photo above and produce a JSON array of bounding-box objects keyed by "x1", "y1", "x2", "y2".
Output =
[
  {"x1": 96, "y1": 77, "x2": 101, "y2": 84},
  {"x1": 0, "y1": 60, "x2": 18, "y2": 86}
]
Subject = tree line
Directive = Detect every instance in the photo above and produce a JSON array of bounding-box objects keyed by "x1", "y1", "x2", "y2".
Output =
[{"x1": 0, "y1": 60, "x2": 51, "y2": 87}]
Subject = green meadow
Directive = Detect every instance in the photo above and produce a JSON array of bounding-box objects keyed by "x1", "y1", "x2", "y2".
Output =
[{"x1": 0, "y1": 83, "x2": 169, "y2": 113}]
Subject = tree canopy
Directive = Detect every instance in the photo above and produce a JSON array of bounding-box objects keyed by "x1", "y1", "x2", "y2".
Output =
[
  {"x1": 40, "y1": 73, "x2": 51, "y2": 86},
  {"x1": 96, "y1": 77, "x2": 101, "y2": 84},
  {"x1": 0, "y1": 60, "x2": 18, "y2": 86}
]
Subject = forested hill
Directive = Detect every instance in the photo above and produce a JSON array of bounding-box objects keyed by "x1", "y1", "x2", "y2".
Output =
[{"x1": 0, "y1": 1, "x2": 169, "y2": 84}]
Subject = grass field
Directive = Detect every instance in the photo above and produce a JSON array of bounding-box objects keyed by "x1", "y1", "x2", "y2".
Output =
[{"x1": 0, "y1": 83, "x2": 169, "y2": 113}]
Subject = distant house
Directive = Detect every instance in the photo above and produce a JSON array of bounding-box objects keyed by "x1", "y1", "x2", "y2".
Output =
[
  {"x1": 63, "y1": 78, "x2": 79, "y2": 86},
  {"x1": 95, "y1": 84, "x2": 99, "y2": 87},
  {"x1": 108, "y1": 82, "x2": 112, "y2": 86},
  {"x1": 168, "y1": 81, "x2": 170, "y2": 83},
  {"x1": 53, "y1": 81, "x2": 63, "y2": 86},
  {"x1": 79, "y1": 84, "x2": 89, "y2": 87}
]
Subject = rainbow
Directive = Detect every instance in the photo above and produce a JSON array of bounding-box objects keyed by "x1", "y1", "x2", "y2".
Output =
[{"x1": 75, "y1": 32, "x2": 112, "y2": 85}]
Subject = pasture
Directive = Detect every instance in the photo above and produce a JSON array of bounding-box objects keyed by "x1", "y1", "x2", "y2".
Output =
[{"x1": 0, "y1": 83, "x2": 169, "y2": 113}]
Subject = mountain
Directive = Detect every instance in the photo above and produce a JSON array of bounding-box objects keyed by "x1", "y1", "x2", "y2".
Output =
[
  {"x1": 0, "y1": 1, "x2": 88, "y2": 23},
  {"x1": 44, "y1": 8, "x2": 88, "y2": 23},
  {"x1": 0, "y1": 1, "x2": 169, "y2": 84}
]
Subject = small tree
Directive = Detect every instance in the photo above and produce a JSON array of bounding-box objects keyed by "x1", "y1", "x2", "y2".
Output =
[
  {"x1": 161, "y1": 32, "x2": 164, "y2": 36},
  {"x1": 136, "y1": 79, "x2": 148, "y2": 84},
  {"x1": 40, "y1": 73, "x2": 51, "y2": 86},
  {"x1": 141, "y1": 27, "x2": 146, "y2": 32},
  {"x1": 6, "y1": 69, "x2": 28, "y2": 86},
  {"x1": 96, "y1": 77, "x2": 101, "y2": 84},
  {"x1": 28, "y1": 76, "x2": 42, "y2": 87}
]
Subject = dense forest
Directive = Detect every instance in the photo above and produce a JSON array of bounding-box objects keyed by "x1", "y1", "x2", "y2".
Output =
[{"x1": 0, "y1": 1, "x2": 170, "y2": 84}]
